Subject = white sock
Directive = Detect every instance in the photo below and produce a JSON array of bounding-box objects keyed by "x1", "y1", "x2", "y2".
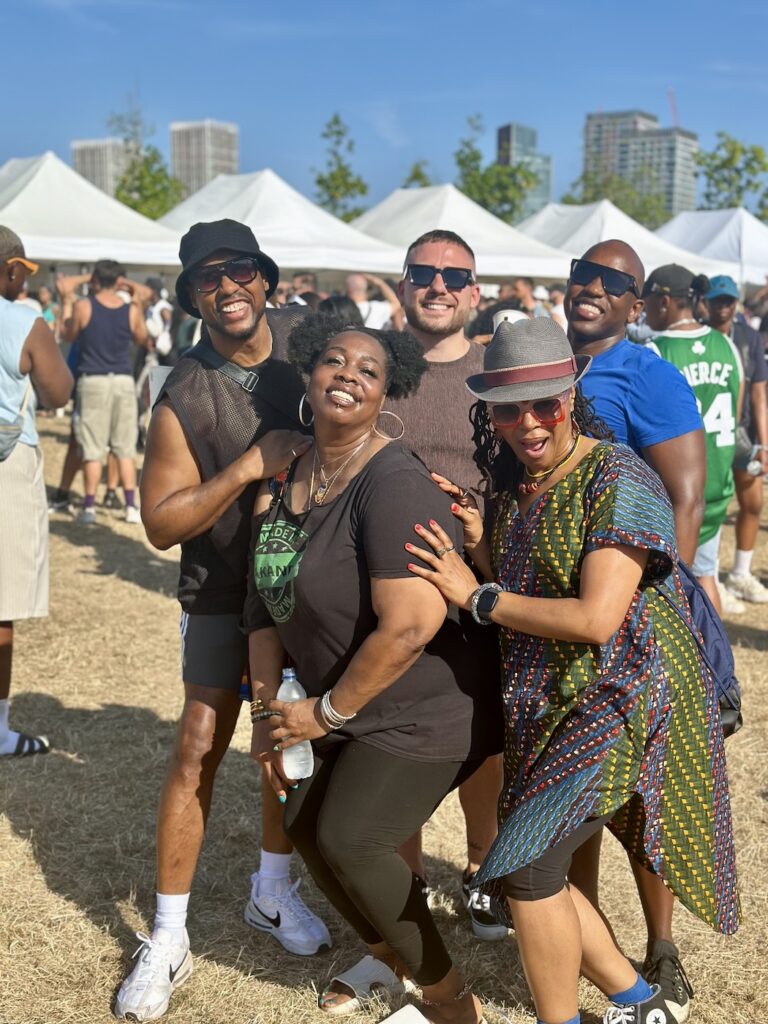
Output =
[
  {"x1": 731, "y1": 549, "x2": 753, "y2": 577},
  {"x1": 0, "y1": 698, "x2": 23, "y2": 756},
  {"x1": 153, "y1": 892, "x2": 190, "y2": 942},
  {"x1": 258, "y1": 850, "x2": 292, "y2": 895}
]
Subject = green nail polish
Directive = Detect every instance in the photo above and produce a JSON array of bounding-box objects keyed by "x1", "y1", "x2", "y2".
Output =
[
  {"x1": 278, "y1": 793, "x2": 286, "y2": 804},
  {"x1": 273, "y1": 745, "x2": 280, "y2": 752},
  {"x1": 290, "y1": 783, "x2": 300, "y2": 789}
]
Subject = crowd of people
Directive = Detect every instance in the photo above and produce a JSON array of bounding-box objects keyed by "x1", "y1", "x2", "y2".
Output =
[{"x1": 1, "y1": 212, "x2": 763, "y2": 1024}]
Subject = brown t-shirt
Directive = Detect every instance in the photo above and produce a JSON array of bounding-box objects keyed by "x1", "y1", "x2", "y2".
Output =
[{"x1": 386, "y1": 340, "x2": 485, "y2": 495}]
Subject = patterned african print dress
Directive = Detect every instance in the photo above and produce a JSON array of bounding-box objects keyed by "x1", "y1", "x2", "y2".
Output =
[{"x1": 474, "y1": 441, "x2": 739, "y2": 935}]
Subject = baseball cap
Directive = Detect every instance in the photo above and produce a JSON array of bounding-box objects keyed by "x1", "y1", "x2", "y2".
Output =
[
  {"x1": 532, "y1": 285, "x2": 550, "y2": 301},
  {"x1": 642, "y1": 264, "x2": 701, "y2": 299},
  {"x1": 0, "y1": 225, "x2": 39, "y2": 274},
  {"x1": 175, "y1": 219, "x2": 279, "y2": 317},
  {"x1": 705, "y1": 275, "x2": 740, "y2": 301}
]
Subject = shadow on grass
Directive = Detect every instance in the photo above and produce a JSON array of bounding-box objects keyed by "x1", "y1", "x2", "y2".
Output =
[{"x1": 726, "y1": 620, "x2": 768, "y2": 651}]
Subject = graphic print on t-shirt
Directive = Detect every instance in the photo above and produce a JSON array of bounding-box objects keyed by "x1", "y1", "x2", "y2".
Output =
[{"x1": 252, "y1": 519, "x2": 309, "y2": 623}]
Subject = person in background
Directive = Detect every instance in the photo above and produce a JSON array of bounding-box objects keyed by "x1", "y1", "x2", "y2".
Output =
[
  {"x1": 345, "y1": 272, "x2": 404, "y2": 330},
  {"x1": 16, "y1": 279, "x2": 42, "y2": 313},
  {"x1": 0, "y1": 226, "x2": 73, "y2": 757},
  {"x1": 704, "y1": 275, "x2": 768, "y2": 604},
  {"x1": 291, "y1": 270, "x2": 318, "y2": 297},
  {"x1": 145, "y1": 277, "x2": 175, "y2": 366},
  {"x1": 643, "y1": 264, "x2": 743, "y2": 618},
  {"x1": 564, "y1": 243, "x2": 706, "y2": 1022},
  {"x1": 38, "y1": 284, "x2": 59, "y2": 334},
  {"x1": 548, "y1": 282, "x2": 567, "y2": 329},
  {"x1": 467, "y1": 301, "x2": 529, "y2": 345},
  {"x1": 512, "y1": 277, "x2": 548, "y2": 317},
  {"x1": 317, "y1": 294, "x2": 364, "y2": 324}
]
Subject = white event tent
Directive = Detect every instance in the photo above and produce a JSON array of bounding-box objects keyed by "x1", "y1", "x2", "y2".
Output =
[
  {"x1": 517, "y1": 199, "x2": 739, "y2": 278},
  {"x1": 0, "y1": 151, "x2": 180, "y2": 266},
  {"x1": 655, "y1": 208, "x2": 768, "y2": 285},
  {"x1": 351, "y1": 185, "x2": 572, "y2": 279},
  {"x1": 161, "y1": 169, "x2": 404, "y2": 274}
]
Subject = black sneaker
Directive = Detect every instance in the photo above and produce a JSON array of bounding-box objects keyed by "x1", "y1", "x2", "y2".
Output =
[
  {"x1": 102, "y1": 489, "x2": 123, "y2": 510},
  {"x1": 461, "y1": 870, "x2": 508, "y2": 942},
  {"x1": 48, "y1": 490, "x2": 74, "y2": 514},
  {"x1": 642, "y1": 941, "x2": 693, "y2": 1023},
  {"x1": 603, "y1": 983, "x2": 674, "y2": 1024}
]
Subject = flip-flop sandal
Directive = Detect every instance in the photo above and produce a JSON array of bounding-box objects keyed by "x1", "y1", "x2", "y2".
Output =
[
  {"x1": 3, "y1": 733, "x2": 51, "y2": 757},
  {"x1": 319, "y1": 954, "x2": 405, "y2": 1016},
  {"x1": 381, "y1": 1007, "x2": 488, "y2": 1023}
]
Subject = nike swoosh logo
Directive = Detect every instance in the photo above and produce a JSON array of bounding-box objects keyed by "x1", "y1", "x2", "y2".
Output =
[
  {"x1": 253, "y1": 905, "x2": 281, "y2": 928},
  {"x1": 168, "y1": 957, "x2": 186, "y2": 983}
]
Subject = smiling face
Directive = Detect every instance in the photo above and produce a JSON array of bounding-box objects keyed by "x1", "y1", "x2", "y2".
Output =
[
  {"x1": 398, "y1": 239, "x2": 480, "y2": 340},
  {"x1": 565, "y1": 241, "x2": 645, "y2": 350},
  {"x1": 307, "y1": 330, "x2": 388, "y2": 434},
  {"x1": 189, "y1": 248, "x2": 267, "y2": 342},
  {"x1": 491, "y1": 387, "x2": 575, "y2": 474}
]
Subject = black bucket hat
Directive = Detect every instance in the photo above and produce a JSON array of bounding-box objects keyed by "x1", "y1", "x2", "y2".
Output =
[
  {"x1": 175, "y1": 219, "x2": 280, "y2": 317},
  {"x1": 466, "y1": 317, "x2": 591, "y2": 404}
]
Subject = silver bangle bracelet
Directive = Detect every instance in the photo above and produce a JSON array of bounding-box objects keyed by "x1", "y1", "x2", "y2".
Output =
[{"x1": 320, "y1": 689, "x2": 356, "y2": 730}]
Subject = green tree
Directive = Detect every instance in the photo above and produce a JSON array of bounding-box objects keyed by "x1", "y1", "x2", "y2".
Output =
[
  {"x1": 402, "y1": 160, "x2": 433, "y2": 188},
  {"x1": 695, "y1": 131, "x2": 768, "y2": 212},
  {"x1": 314, "y1": 114, "x2": 368, "y2": 222},
  {"x1": 561, "y1": 170, "x2": 669, "y2": 230},
  {"x1": 454, "y1": 115, "x2": 538, "y2": 223},
  {"x1": 107, "y1": 100, "x2": 183, "y2": 219}
]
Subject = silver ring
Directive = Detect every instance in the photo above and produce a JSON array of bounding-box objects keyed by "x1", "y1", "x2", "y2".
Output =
[
  {"x1": 290, "y1": 448, "x2": 297, "y2": 458},
  {"x1": 435, "y1": 546, "x2": 448, "y2": 558},
  {"x1": 444, "y1": 544, "x2": 455, "y2": 554}
]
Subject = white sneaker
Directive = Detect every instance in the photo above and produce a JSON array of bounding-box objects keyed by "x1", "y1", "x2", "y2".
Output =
[
  {"x1": 717, "y1": 582, "x2": 746, "y2": 615},
  {"x1": 725, "y1": 571, "x2": 768, "y2": 603},
  {"x1": 78, "y1": 507, "x2": 97, "y2": 525},
  {"x1": 244, "y1": 873, "x2": 331, "y2": 956},
  {"x1": 114, "y1": 930, "x2": 192, "y2": 1021},
  {"x1": 124, "y1": 505, "x2": 141, "y2": 524}
]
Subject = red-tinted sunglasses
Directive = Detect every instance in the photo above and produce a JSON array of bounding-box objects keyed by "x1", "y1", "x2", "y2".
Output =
[{"x1": 489, "y1": 391, "x2": 569, "y2": 428}]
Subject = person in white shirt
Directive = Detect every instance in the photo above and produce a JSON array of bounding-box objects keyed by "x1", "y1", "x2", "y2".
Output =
[{"x1": 345, "y1": 272, "x2": 403, "y2": 330}]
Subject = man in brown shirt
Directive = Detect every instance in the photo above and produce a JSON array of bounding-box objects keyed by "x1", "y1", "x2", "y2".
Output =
[{"x1": 388, "y1": 229, "x2": 507, "y2": 940}]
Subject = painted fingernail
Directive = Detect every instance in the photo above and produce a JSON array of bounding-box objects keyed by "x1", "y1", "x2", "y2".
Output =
[
  {"x1": 429, "y1": 519, "x2": 437, "y2": 527},
  {"x1": 407, "y1": 563, "x2": 415, "y2": 571},
  {"x1": 278, "y1": 794, "x2": 286, "y2": 804},
  {"x1": 415, "y1": 523, "x2": 423, "y2": 531},
  {"x1": 405, "y1": 543, "x2": 413, "y2": 550},
  {"x1": 273, "y1": 745, "x2": 280, "y2": 752},
  {"x1": 290, "y1": 783, "x2": 300, "y2": 789},
  {"x1": 451, "y1": 503, "x2": 459, "y2": 511}
]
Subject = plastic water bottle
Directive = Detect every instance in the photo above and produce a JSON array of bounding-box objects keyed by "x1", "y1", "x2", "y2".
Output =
[
  {"x1": 746, "y1": 457, "x2": 762, "y2": 477},
  {"x1": 277, "y1": 668, "x2": 315, "y2": 780}
]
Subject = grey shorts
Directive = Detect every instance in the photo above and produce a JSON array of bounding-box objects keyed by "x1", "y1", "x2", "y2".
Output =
[
  {"x1": 74, "y1": 373, "x2": 138, "y2": 462},
  {"x1": 179, "y1": 611, "x2": 248, "y2": 691}
]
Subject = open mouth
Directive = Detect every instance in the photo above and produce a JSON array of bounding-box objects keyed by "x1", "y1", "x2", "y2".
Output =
[
  {"x1": 520, "y1": 437, "x2": 548, "y2": 457},
  {"x1": 218, "y1": 299, "x2": 251, "y2": 320},
  {"x1": 326, "y1": 388, "x2": 357, "y2": 408},
  {"x1": 571, "y1": 300, "x2": 603, "y2": 321}
]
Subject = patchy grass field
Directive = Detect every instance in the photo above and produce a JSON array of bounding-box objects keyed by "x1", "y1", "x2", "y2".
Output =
[{"x1": 1, "y1": 417, "x2": 766, "y2": 1024}]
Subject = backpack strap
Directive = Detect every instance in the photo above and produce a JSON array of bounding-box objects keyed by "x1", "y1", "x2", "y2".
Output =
[{"x1": 186, "y1": 338, "x2": 261, "y2": 392}]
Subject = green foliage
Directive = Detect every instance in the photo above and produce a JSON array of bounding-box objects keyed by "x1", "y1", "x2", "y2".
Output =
[
  {"x1": 561, "y1": 170, "x2": 669, "y2": 229},
  {"x1": 402, "y1": 160, "x2": 433, "y2": 188},
  {"x1": 695, "y1": 131, "x2": 768, "y2": 214},
  {"x1": 454, "y1": 115, "x2": 538, "y2": 224},
  {"x1": 108, "y1": 100, "x2": 183, "y2": 220},
  {"x1": 314, "y1": 114, "x2": 369, "y2": 222}
]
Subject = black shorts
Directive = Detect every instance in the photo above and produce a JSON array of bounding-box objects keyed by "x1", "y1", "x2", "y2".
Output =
[{"x1": 179, "y1": 611, "x2": 247, "y2": 691}]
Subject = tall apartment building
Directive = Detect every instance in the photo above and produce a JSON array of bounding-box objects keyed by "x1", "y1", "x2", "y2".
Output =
[
  {"x1": 170, "y1": 120, "x2": 239, "y2": 197},
  {"x1": 71, "y1": 138, "x2": 131, "y2": 196},
  {"x1": 583, "y1": 110, "x2": 698, "y2": 216},
  {"x1": 497, "y1": 122, "x2": 552, "y2": 220}
]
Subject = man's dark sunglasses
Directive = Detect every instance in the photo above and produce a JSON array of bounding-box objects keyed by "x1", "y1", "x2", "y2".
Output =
[
  {"x1": 190, "y1": 256, "x2": 262, "y2": 294},
  {"x1": 406, "y1": 264, "x2": 475, "y2": 289},
  {"x1": 569, "y1": 258, "x2": 640, "y2": 298}
]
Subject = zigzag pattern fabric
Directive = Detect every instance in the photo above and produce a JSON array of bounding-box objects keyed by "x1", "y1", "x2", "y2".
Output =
[{"x1": 475, "y1": 442, "x2": 739, "y2": 935}]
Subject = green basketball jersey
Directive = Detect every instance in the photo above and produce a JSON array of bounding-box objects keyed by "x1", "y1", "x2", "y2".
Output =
[{"x1": 648, "y1": 327, "x2": 742, "y2": 544}]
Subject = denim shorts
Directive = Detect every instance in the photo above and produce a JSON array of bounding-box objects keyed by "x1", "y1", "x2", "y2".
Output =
[{"x1": 691, "y1": 528, "x2": 722, "y2": 578}]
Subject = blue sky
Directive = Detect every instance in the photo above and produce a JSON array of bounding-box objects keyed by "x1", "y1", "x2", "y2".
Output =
[{"x1": 3, "y1": 0, "x2": 767, "y2": 209}]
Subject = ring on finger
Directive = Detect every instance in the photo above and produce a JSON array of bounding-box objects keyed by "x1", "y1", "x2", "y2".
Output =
[
  {"x1": 435, "y1": 546, "x2": 448, "y2": 558},
  {"x1": 444, "y1": 544, "x2": 456, "y2": 554}
]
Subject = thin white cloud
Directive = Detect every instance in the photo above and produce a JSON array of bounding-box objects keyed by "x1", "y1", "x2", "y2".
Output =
[{"x1": 367, "y1": 101, "x2": 408, "y2": 149}]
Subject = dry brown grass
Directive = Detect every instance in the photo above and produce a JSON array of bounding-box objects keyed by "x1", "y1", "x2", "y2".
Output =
[{"x1": 1, "y1": 417, "x2": 766, "y2": 1024}]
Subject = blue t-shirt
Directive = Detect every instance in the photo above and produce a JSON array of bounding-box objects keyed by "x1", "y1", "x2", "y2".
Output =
[{"x1": 579, "y1": 338, "x2": 702, "y2": 454}]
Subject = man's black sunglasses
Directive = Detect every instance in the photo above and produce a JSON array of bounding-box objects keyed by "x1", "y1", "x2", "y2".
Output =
[
  {"x1": 569, "y1": 258, "x2": 640, "y2": 298},
  {"x1": 190, "y1": 255, "x2": 262, "y2": 294},
  {"x1": 405, "y1": 264, "x2": 475, "y2": 289}
]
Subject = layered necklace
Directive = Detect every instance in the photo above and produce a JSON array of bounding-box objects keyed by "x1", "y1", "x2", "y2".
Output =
[
  {"x1": 309, "y1": 435, "x2": 371, "y2": 505},
  {"x1": 519, "y1": 432, "x2": 581, "y2": 496}
]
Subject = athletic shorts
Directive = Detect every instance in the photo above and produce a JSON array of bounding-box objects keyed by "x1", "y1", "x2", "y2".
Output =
[
  {"x1": 0, "y1": 442, "x2": 49, "y2": 620},
  {"x1": 179, "y1": 611, "x2": 247, "y2": 691},
  {"x1": 692, "y1": 527, "x2": 722, "y2": 578},
  {"x1": 74, "y1": 373, "x2": 137, "y2": 462}
]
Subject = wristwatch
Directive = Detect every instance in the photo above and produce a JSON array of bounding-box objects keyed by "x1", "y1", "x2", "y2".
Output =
[{"x1": 470, "y1": 583, "x2": 502, "y2": 625}]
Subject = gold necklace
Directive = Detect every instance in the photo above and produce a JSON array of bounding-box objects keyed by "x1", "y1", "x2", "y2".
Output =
[
  {"x1": 309, "y1": 436, "x2": 370, "y2": 505},
  {"x1": 519, "y1": 432, "x2": 581, "y2": 495}
]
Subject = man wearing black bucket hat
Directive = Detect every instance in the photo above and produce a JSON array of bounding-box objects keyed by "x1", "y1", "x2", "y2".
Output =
[{"x1": 115, "y1": 221, "x2": 326, "y2": 1022}]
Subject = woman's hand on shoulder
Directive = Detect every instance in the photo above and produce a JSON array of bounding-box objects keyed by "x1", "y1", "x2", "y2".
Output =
[
  {"x1": 430, "y1": 472, "x2": 484, "y2": 549},
  {"x1": 406, "y1": 519, "x2": 479, "y2": 610}
]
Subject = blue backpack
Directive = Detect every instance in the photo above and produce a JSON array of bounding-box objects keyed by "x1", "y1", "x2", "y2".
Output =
[{"x1": 656, "y1": 561, "x2": 743, "y2": 738}]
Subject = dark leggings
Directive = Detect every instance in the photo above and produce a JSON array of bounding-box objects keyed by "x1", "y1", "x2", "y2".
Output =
[
  {"x1": 502, "y1": 814, "x2": 612, "y2": 901},
  {"x1": 283, "y1": 740, "x2": 479, "y2": 986}
]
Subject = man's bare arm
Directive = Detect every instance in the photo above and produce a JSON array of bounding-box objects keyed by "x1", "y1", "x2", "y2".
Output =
[{"x1": 140, "y1": 404, "x2": 311, "y2": 550}]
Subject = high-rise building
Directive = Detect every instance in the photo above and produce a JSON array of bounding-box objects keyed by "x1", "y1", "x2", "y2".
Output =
[
  {"x1": 71, "y1": 138, "x2": 131, "y2": 197},
  {"x1": 496, "y1": 122, "x2": 552, "y2": 220},
  {"x1": 583, "y1": 110, "x2": 698, "y2": 216},
  {"x1": 170, "y1": 120, "x2": 239, "y2": 197}
]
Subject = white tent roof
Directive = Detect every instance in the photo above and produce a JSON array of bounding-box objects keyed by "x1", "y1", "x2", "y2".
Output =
[
  {"x1": 0, "y1": 151, "x2": 180, "y2": 266},
  {"x1": 655, "y1": 207, "x2": 768, "y2": 285},
  {"x1": 161, "y1": 169, "x2": 404, "y2": 274},
  {"x1": 517, "y1": 199, "x2": 738, "y2": 278},
  {"x1": 351, "y1": 184, "x2": 572, "y2": 278}
]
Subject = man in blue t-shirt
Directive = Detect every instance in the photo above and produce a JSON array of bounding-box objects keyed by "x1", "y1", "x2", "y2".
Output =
[{"x1": 563, "y1": 239, "x2": 705, "y2": 1024}]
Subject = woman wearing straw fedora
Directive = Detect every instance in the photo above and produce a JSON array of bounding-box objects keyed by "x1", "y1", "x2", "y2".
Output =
[{"x1": 406, "y1": 317, "x2": 738, "y2": 1024}]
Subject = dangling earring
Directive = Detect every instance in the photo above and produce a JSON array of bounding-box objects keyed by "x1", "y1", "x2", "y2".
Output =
[
  {"x1": 372, "y1": 410, "x2": 405, "y2": 440},
  {"x1": 298, "y1": 394, "x2": 314, "y2": 427}
]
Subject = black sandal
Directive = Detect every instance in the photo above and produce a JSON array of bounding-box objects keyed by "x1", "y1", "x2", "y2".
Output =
[{"x1": 4, "y1": 733, "x2": 51, "y2": 757}]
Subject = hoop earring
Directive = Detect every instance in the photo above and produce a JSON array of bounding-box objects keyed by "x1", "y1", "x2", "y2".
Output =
[
  {"x1": 298, "y1": 394, "x2": 314, "y2": 427},
  {"x1": 372, "y1": 410, "x2": 405, "y2": 440}
]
